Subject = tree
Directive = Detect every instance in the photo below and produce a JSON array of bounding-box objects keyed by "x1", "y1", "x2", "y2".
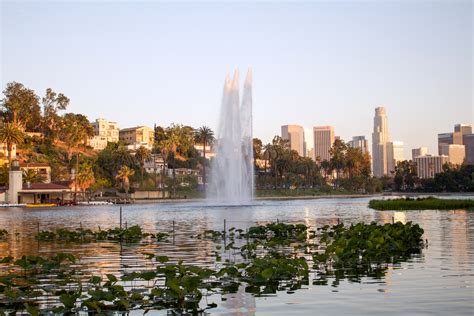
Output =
[
  {"x1": 76, "y1": 163, "x2": 95, "y2": 199},
  {"x1": 0, "y1": 123, "x2": 25, "y2": 162},
  {"x1": 22, "y1": 169, "x2": 46, "y2": 184},
  {"x1": 1, "y1": 82, "x2": 41, "y2": 130},
  {"x1": 194, "y1": 126, "x2": 215, "y2": 187},
  {"x1": 116, "y1": 165, "x2": 135, "y2": 198},
  {"x1": 42, "y1": 88, "x2": 69, "y2": 143},
  {"x1": 135, "y1": 146, "x2": 151, "y2": 189}
]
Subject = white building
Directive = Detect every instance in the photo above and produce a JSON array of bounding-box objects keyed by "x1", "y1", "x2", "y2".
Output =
[
  {"x1": 90, "y1": 118, "x2": 120, "y2": 150},
  {"x1": 282, "y1": 125, "x2": 305, "y2": 157},
  {"x1": 372, "y1": 107, "x2": 390, "y2": 177},
  {"x1": 415, "y1": 155, "x2": 449, "y2": 179},
  {"x1": 387, "y1": 141, "x2": 404, "y2": 174},
  {"x1": 348, "y1": 136, "x2": 369, "y2": 154}
]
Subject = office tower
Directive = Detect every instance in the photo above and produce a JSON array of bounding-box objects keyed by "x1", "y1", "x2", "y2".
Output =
[
  {"x1": 372, "y1": 107, "x2": 390, "y2": 177},
  {"x1": 463, "y1": 134, "x2": 474, "y2": 165},
  {"x1": 313, "y1": 126, "x2": 335, "y2": 162},
  {"x1": 387, "y1": 141, "x2": 404, "y2": 173},
  {"x1": 415, "y1": 155, "x2": 449, "y2": 179},
  {"x1": 281, "y1": 125, "x2": 305, "y2": 157},
  {"x1": 454, "y1": 123, "x2": 472, "y2": 135},
  {"x1": 438, "y1": 132, "x2": 463, "y2": 154},
  {"x1": 348, "y1": 136, "x2": 369, "y2": 154},
  {"x1": 439, "y1": 144, "x2": 466, "y2": 165},
  {"x1": 412, "y1": 147, "x2": 428, "y2": 160}
]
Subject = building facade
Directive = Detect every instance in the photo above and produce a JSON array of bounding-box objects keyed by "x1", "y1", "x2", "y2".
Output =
[
  {"x1": 415, "y1": 155, "x2": 449, "y2": 179},
  {"x1": 313, "y1": 126, "x2": 334, "y2": 162},
  {"x1": 412, "y1": 147, "x2": 428, "y2": 161},
  {"x1": 387, "y1": 141, "x2": 404, "y2": 174},
  {"x1": 92, "y1": 119, "x2": 119, "y2": 142},
  {"x1": 439, "y1": 144, "x2": 466, "y2": 165},
  {"x1": 463, "y1": 134, "x2": 474, "y2": 165},
  {"x1": 348, "y1": 136, "x2": 369, "y2": 154},
  {"x1": 372, "y1": 107, "x2": 390, "y2": 177},
  {"x1": 281, "y1": 125, "x2": 305, "y2": 157},
  {"x1": 119, "y1": 126, "x2": 155, "y2": 147}
]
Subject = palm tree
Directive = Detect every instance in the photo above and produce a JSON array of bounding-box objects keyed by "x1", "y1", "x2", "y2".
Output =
[
  {"x1": 0, "y1": 123, "x2": 24, "y2": 162},
  {"x1": 194, "y1": 126, "x2": 215, "y2": 188},
  {"x1": 135, "y1": 146, "x2": 151, "y2": 189},
  {"x1": 22, "y1": 169, "x2": 45, "y2": 184},
  {"x1": 116, "y1": 165, "x2": 135, "y2": 198},
  {"x1": 77, "y1": 164, "x2": 95, "y2": 200}
]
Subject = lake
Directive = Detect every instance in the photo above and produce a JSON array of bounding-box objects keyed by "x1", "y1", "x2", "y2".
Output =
[{"x1": 0, "y1": 196, "x2": 473, "y2": 315}]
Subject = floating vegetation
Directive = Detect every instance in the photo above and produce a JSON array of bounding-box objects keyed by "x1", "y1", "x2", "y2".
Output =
[
  {"x1": 35, "y1": 225, "x2": 169, "y2": 243},
  {"x1": 369, "y1": 197, "x2": 474, "y2": 210},
  {"x1": 0, "y1": 221, "x2": 426, "y2": 315}
]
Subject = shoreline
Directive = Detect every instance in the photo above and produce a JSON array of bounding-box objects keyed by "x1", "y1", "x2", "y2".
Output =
[{"x1": 127, "y1": 191, "x2": 474, "y2": 205}]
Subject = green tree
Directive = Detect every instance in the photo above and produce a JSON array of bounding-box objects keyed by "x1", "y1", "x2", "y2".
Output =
[
  {"x1": 0, "y1": 123, "x2": 25, "y2": 162},
  {"x1": 22, "y1": 169, "x2": 46, "y2": 184},
  {"x1": 116, "y1": 165, "x2": 135, "y2": 198},
  {"x1": 42, "y1": 88, "x2": 70, "y2": 143},
  {"x1": 1, "y1": 82, "x2": 41, "y2": 130},
  {"x1": 135, "y1": 146, "x2": 151, "y2": 189},
  {"x1": 194, "y1": 126, "x2": 215, "y2": 187}
]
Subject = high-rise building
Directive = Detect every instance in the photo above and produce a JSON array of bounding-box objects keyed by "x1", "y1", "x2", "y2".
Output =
[
  {"x1": 348, "y1": 136, "x2": 369, "y2": 154},
  {"x1": 412, "y1": 147, "x2": 428, "y2": 160},
  {"x1": 281, "y1": 125, "x2": 305, "y2": 157},
  {"x1": 439, "y1": 144, "x2": 466, "y2": 165},
  {"x1": 313, "y1": 126, "x2": 334, "y2": 162},
  {"x1": 463, "y1": 134, "x2": 474, "y2": 165},
  {"x1": 307, "y1": 148, "x2": 315, "y2": 161},
  {"x1": 372, "y1": 107, "x2": 390, "y2": 177},
  {"x1": 438, "y1": 132, "x2": 463, "y2": 154},
  {"x1": 454, "y1": 123, "x2": 472, "y2": 135},
  {"x1": 415, "y1": 155, "x2": 449, "y2": 179},
  {"x1": 387, "y1": 141, "x2": 404, "y2": 173}
]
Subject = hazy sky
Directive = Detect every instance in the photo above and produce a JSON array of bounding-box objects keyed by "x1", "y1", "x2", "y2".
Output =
[{"x1": 1, "y1": 0, "x2": 472, "y2": 156}]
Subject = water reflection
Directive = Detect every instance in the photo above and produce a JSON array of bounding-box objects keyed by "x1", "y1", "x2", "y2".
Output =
[{"x1": 0, "y1": 197, "x2": 473, "y2": 315}]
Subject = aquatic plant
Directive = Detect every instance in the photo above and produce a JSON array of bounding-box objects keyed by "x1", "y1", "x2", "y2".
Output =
[
  {"x1": 35, "y1": 225, "x2": 169, "y2": 243},
  {"x1": 369, "y1": 197, "x2": 474, "y2": 210}
]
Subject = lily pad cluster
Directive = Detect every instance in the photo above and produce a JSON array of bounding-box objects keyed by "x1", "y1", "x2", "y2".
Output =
[
  {"x1": 0, "y1": 221, "x2": 425, "y2": 315},
  {"x1": 35, "y1": 225, "x2": 169, "y2": 243}
]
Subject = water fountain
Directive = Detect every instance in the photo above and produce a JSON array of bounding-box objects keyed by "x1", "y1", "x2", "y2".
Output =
[{"x1": 208, "y1": 69, "x2": 254, "y2": 204}]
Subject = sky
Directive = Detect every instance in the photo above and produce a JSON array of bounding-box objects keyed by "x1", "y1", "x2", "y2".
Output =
[{"x1": 1, "y1": 0, "x2": 472, "y2": 156}]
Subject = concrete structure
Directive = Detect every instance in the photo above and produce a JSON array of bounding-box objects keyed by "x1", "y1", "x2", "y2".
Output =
[
  {"x1": 454, "y1": 123, "x2": 472, "y2": 135},
  {"x1": 307, "y1": 148, "x2": 315, "y2": 161},
  {"x1": 439, "y1": 144, "x2": 466, "y2": 165},
  {"x1": 119, "y1": 126, "x2": 155, "y2": 147},
  {"x1": 387, "y1": 141, "x2": 404, "y2": 173},
  {"x1": 194, "y1": 144, "x2": 216, "y2": 159},
  {"x1": 313, "y1": 126, "x2": 334, "y2": 162},
  {"x1": 438, "y1": 132, "x2": 463, "y2": 154},
  {"x1": 348, "y1": 136, "x2": 369, "y2": 154},
  {"x1": 89, "y1": 135, "x2": 108, "y2": 151},
  {"x1": 412, "y1": 147, "x2": 428, "y2": 161},
  {"x1": 372, "y1": 107, "x2": 390, "y2": 177},
  {"x1": 415, "y1": 155, "x2": 449, "y2": 179},
  {"x1": 463, "y1": 134, "x2": 474, "y2": 165},
  {"x1": 92, "y1": 118, "x2": 119, "y2": 142},
  {"x1": 89, "y1": 119, "x2": 119, "y2": 150},
  {"x1": 144, "y1": 154, "x2": 167, "y2": 174},
  {"x1": 281, "y1": 125, "x2": 305, "y2": 157}
]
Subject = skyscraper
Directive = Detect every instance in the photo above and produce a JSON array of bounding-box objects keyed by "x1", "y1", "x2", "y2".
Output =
[
  {"x1": 281, "y1": 125, "x2": 305, "y2": 157},
  {"x1": 372, "y1": 107, "x2": 390, "y2": 177},
  {"x1": 387, "y1": 141, "x2": 404, "y2": 173},
  {"x1": 412, "y1": 147, "x2": 428, "y2": 160},
  {"x1": 313, "y1": 126, "x2": 334, "y2": 162},
  {"x1": 348, "y1": 136, "x2": 369, "y2": 154}
]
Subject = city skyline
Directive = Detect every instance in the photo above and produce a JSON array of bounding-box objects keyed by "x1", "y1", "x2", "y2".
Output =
[{"x1": 1, "y1": 1, "x2": 472, "y2": 155}]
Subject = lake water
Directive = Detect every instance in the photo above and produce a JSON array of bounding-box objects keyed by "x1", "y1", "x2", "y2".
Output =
[{"x1": 0, "y1": 196, "x2": 473, "y2": 315}]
